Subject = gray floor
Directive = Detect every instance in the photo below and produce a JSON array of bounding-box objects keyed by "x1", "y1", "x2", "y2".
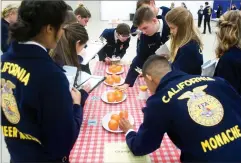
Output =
[{"x1": 1, "y1": 20, "x2": 218, "y2": 162}]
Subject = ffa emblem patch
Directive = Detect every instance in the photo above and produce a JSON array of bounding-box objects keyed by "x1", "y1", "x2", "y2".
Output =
[
  {"x1": 178, "y1": 85, "x2": 224, "y2": 127},
  {"x1": 1, "y1": 79, "x2": 20, "y2": 124}
]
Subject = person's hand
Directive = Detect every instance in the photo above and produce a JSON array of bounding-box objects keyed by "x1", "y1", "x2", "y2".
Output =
[
  {"x1": 82, "y1": 82, "x2": 91, "y2": 93},
  {"x1": 119, "y1": 118, "x2": 134, "y2": 133},
  {"x1": 114, "y1": 83, "x2": 129, "y2": 91},
  {"x1": 71, "y1": 88, "x2": 81, "y2": 105},
  {"x1": 105, "y1": 57, "x2": 111, "y2": 65}
]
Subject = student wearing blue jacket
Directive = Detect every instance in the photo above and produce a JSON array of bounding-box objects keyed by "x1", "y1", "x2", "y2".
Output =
[
  {"x1": 215, "y1": 10, "x2": 241, "y2": 95},
  {"x1": 117, "y1": 6, "x2": 170, "y2": 90},
  {"x1": 1, "y1": 4, "x2": 18, "y2": 53},
  {"x1": 120, "y1": 55, "x2": 241, "y2": 162},
  {"x1": 51, "y1": 23, "x2": 90, "y2": 104},
  {"x1": 98, "y1": 23, "x2": 131, "y2": 64},
  {"x1": 165, "y1": 7, "x2": 203, "y2": 75},
  {"x1": 1, "y1": 1, "x2": 83, "y2": 162},
  {"x1": 131, "y1": 0, "x2": 170, "y2": 37},
  {"x1": 202, "y1": 2, "x2": 212, "y2": 34}
]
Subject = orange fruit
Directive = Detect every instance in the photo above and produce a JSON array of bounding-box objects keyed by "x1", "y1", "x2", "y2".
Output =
[
  {"x1": 108, "y1": 119, "x2": 119, "y2": 130},
  {"x1": 116, "y1": 65, "x2": 122, "y2": 72},
  {"x1": 140, "y1": 85, "x2": 148, "y2": 91},
  {"x1": 107, "y1": 92, "x2": 116, "y2": 102},
  {"x1": 106, "y1": 77, "x2": 114, "y2": 85},
  {"x1": 119, "y1": 110, "x2": 128, "y2": 119},
  {"x1": 112, "y1": 74, "x2": 121, "y2": 83},
  {"x1": 111, "y1": 114, "x2": 120, "y2": 122},
  {"x1": 114, "y1": 90, "x2": 123, "y2": 102}
]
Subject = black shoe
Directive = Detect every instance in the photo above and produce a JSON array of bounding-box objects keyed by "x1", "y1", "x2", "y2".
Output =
[
  {"x1": 202, "y1": 32, "x2": 206, "y2": 34},
  {"x1": 209, "y1": 31, "x2": 212, "y2": 34}
]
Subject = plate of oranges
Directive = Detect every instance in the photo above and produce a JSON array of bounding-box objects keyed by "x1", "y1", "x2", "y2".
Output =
[
  {"x1": 102, "y1": 111, "x2": 134, "y2": 133},
  {"x1": 104, "y1": 75, "x2": 124, "y2": 86},
  {"x1": 101, "y1": 90, "x2": 126, "y2": 104},
  {"x1": 106, "y1": 65, "x2": 124, "y2": 75}
]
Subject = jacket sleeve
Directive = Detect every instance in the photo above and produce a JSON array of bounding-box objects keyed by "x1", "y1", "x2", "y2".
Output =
[
  {"x1": 79, "y1": 89, "x2": 89, "y2": 107},
  {"x1": 131, "y1": 25, "x2": 138, "y2": 36},
  {"x1": 39, "y1": 72, "x2": 83, "y2": 160},
  {"x1": 124, "y1": 36, "x2": 149, "y2": 87},
  {"x1": 1, "y1": 24, "x2": 10, "y2": 53},
  {"x1": 126, "y1": 97, "x2": 170, "y2": 156}
]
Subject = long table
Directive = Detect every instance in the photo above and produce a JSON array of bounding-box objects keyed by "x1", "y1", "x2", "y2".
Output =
[{"x1": 70, "y1": 62, "x2": 180, "y2": 163}]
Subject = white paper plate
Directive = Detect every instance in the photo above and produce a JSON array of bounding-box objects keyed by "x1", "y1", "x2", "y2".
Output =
[
  {"x1": 102, "y1": 111, "x2": 134, "y2": 133},
  {"x1": 101, "y1": 90, "x2": 127, "y2": 104},
  {"x1": 106, "y1": 67, "x2": 124, "y2": 75},
  {"x1": 104, "y1": 77, "x2": 125, "y2": 86}
]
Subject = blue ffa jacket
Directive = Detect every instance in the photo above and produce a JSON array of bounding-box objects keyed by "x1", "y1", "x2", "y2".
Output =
[
  {"x1": 203, "y1": 6, "x2": 212, "y2": 19},
  {"x1": 1, "y1": 18, "x2": 10, "y2": 52},
  {"x1": 172, "y1": 40, "x2": 203, "y2": 75},
  {"x1": 98, "y1": 28, "x2": 130, "y2": 61},
  {"x1": 215, "y1": 46, "x2": 241, "y2": 95},
  {"x1": 1, "y1": 42, "x2": 84, "y2": 162},
  {"x1": 125, "y1": 18, "x2": 170, "y2": 87},
  {"x1": 131, "y1": 6, "x2": 170, "y2": 36},
  {"x1": 126, "y1": 71, "x2": 241, "y2": 162}
]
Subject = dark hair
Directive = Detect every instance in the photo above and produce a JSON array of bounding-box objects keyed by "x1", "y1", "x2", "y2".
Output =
[
  {"x1": 136, "y1": 0, "x2": 151, "y2": 10},
  {"x1": 74, "y1": 4, "x2": 91, "y2": 18},
  {"x1": 51, "y1": 23, "x2": 89, "y2": 67},
  {"x1": 205, "y1": 2, "x2": 209, "y2": 5},
  {"x1": 9, "y1": 0, "x2": 67, "y2": 42},
  {"x1": 133, "y1": 6, "x2": 155, "y2": 27},
  {"x1": 64, "y1": 11, "x2": 77, "y2": 25},
  {"x1": 66, "y1": 4, "x2": 73, "y2": 11},
  {"x1": 142, "y1": 55, "x2": 170, "y2": 77},
  {"x1": 116, "y1": 23, "x2": 130, "y2": 36}
]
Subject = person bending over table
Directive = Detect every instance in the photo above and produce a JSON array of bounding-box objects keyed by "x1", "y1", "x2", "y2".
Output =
[
  {"x1": 131, "y1": 0, "x2": 170, "y2": 37},
  {"x1": 1, "y1": 1, "x2": 83, "y2": 162},
  {"x1": 98, "y1": 23, "x2": 131, "y2": 64},
  {"x1": 119, "y1": 55, "x2": 241, "y2": 162},
  {"x1": 116, "y1": 6, "x2": 170, "y2": 90},
  {"x1": 51, "y1": 22, "x2": 90, "y2": 107}
]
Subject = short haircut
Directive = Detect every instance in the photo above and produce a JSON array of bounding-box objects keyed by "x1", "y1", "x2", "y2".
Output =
[
  {"x1": 136, "y1": 0, "x2": 151, "y2": 10},
  {"x1": 74, "y1": 4, "x2": 91, "y2": 18},
  {"x1": 142, "y1": 55, "x2": 171, "y2": 77},
  {"x1": 205, "y1": 2, "x2": 209, "y2": 5},
  {"x1": 2, "y1": 4, "x2": 18, "y2": 18},
  {"x1": 133, "y1": 6, "x2": 155, "y2": 27},
  {"x1": 116, "y1": 23, "x2": 130, "y2": 36}
]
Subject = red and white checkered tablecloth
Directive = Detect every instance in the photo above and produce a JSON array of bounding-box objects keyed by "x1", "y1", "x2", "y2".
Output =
[{"x1": 70, "y1": 62, "x2": 181, "y2": 163}]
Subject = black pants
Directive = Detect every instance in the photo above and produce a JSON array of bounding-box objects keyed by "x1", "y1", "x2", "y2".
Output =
[
  {"x1": 203, "y1": 18, "x2": 211, "y2": 33},
  {"x1": 198, "y1": 16, "x2": 203, "y2": 27}
]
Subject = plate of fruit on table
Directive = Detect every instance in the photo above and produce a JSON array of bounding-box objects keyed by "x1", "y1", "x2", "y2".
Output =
[
  {"x1": 102, "y1": 110, "x2": 134, "y2": 133},
  {"x1": 104, "y1": 74, "x2": 124, "y2": 86},
  {"x1": 101, "y1": 90, "x2": 126, "y2": 104},
  {"x1": 106, "y1": 65, "x2": 124, "y2": 75}
]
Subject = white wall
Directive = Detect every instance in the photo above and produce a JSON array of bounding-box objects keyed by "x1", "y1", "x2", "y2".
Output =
[{"x1": 100, "y1": 1, "x2": 214, "y2": 20}]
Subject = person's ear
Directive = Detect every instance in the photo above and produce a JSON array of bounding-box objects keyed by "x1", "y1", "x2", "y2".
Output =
[
  {"x1": 76, "y1": 15, "x2": 82, "y2": 20},
  {"x1": 153, "y1": 17, "x2": 158, "y2": 23},
  {"x1": 146, "y1": 74, "x2": 153, "y2": 82},
  {"x1": 46, "y1": 24, "x2": 54, "y2": 35}
]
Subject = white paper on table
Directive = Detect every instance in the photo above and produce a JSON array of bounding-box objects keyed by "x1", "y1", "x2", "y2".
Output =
[
  {"x1": 75, "y1": 71, "x2": 91, "y2": 86},
  {"x1": 155, "y1": 39, "x2": 171, "y2": 57},
  {"x1": 63, "y1": 65, "x2": 77, "y2": 90},
  {"x1": 104, "y1": 142, "x2": 151, "y2": 163},
  {"x1": 81, "y1": 39, "x2": 107, "y2": 65}
]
